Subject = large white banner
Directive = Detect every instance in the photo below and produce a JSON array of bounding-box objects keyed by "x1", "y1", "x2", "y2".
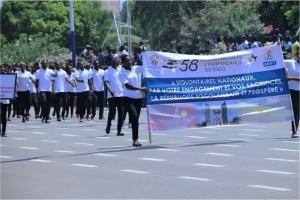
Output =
[{"x1": 142, "y1": 44, "x2": 294, "y2": 132}]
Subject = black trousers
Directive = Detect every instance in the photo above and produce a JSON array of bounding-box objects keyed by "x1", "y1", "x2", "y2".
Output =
[
  {"x1": 76, "y1": 91, "x2": 88, "y2": 118},
  {"x1": 17, "y1": 90, "x2": 31, "y2": 116},
  {"x1": 54, "y1": 92, "x2": 67, "y2": 119},
  {"x1": 39, "y1": 91, "x2": 52, "y2": 119},
  {"x1": 66, "y1": 92, "x2": 75, "y2": 116},
  {"x1": 27, "y1": 92, "x2": 39, "y2": 116},
  {"x1": 107, "y1": 97, "x2": 124, "y2": 133},
  {"x1": 1, "y1": 103, "x2": 8, "y2": 134},
  {"x1": 92, "y1": 91, "x2": 105, "y2": 118},
  {"x1": 123, "y1": 97, "x2": 142, "y2": 141},
  {"x1": 290, "y1": 89, "x2": 300, "y2": 133}
]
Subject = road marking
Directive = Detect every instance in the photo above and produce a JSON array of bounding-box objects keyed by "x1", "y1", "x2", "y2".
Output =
[
  {"x1": 31, "y1": 132, "x2": 46, "y2": 134},
  {"x1": 156, "y1": 148, "x2": 181, "y2": 152},
  {"x1": 42, "y1": 140, "x2": 59, "y2": 143},
  {"x1": 7, "y1": 130, "x2": 19, "y2": 132},
  {"x1": 74, "y1": 143, "x2": 95, "y2": 146},
  {"x1": 30, "y1": 159, "x2": 52, "y2": 163},
  {"x1": 237, "y1": 133, "x2": 260, "y2": 136},
  {"x1": 196, "y1": 130, "x2": 215, "y2": 133},
  {"x1": 82, "y1": 129, "x2": 97, "y2": 131},
  {"x1": 216, "y1": 144, "x2": 241, "y2": 147},
  {"x1": 194, "y1": 163, "x2": 225, "y2": 168},
  {"x1": 94, "y1": 153, "x2": 117, "y2": 157},
  {"x1": 28, "y1": 126, "x2": 42, "y2": 128},
  {"x1": 121, "y1": 170, "x2": 149, "y2": 174},
  {"x1": 266, "y1": 158, "x2": 298, "y2": 162},
  {"x1": 7, "y1": 124, "x2": 17, "y2": 126},
  {"x1": 205, "y1": 153, "x2": 234, "y2": 156},
  {"x1": 61, "y1": 134, "x2": 76, "y2": 137},
  {"x1": 257, "y1": 170, "x2": 295, "y2": 175},
  {"x1": 152, "y1": 133, "x2": 167, "y2": 136},
  {"x1": 0, "y1": 155, "x2": 13, "y2": 158},
  {"x1": 249, "y1": 185, "x2": 291, "y2": 191},
  {"x1": 139, "y1": 158, "x2": 166, "y2": 162},
  {"x1": 72, "y1": 164, "x2": 97, "y2": 168},
  {"x1": 186, "y1": 136, "x2": 208, "y2": 139},
  {"x1": 271, "y1": 148, "x2": 299, "y2": 152},
  {"x1": 112, "y1": 146, "x2": 128, "y2": 148},
  {"x1": 55, "y1": 127, "x2": 69, "y2": 129},
  {"x1": 11, "y1": 138, "x2": 27, "y2": 140},
  {"x1": 55, "y1": 150, "x2": 75, "y2": 153},
  {"x1": 282, "y1": 141, "x2": 299, "y2": 144},
  {"x1": 179, "y1": 176, "x2": 212, "y2": 181},
  {"x1": 241, "y1": 129, "x2": 264, "y2": 132},
  {"x1": 95, "y1": 136, "x2": 111, "y2": 139},
  {"x1": 251, "y1": 125, "x2": 267, "y2": 128},
  {"x1": 19, "y1": 147, "x2": 39, "y2": 150},
  {"x1": 0, "y1": 145, "x2": 5, "y2": 147}
]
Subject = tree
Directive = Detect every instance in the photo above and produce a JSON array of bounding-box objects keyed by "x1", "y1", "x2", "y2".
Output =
[
  {"x1": 0, "y1": 1, "x2": 113, "y2": 50},
  {"x1": 179, "y1": 0, "x2": 266, "y2": 51}
]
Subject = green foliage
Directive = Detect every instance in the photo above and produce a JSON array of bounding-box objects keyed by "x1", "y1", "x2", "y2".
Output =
[
  {"x1": 1, "y1": 33, "x2": 68, "y2": 66},
  {"x1": 0, "y1": 0, "x2": 113, "y2": 50},
  {"x1": 179, "y1": 0, "x2": 266, "y2": 51}
]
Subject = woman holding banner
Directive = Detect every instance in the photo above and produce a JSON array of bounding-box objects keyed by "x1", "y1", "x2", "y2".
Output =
[
  {"x1": 285, "y1": 51, "x2": 300, "y2": 138},
  {"x1": 120, "y1": 55, "x2": 149, "y2": 147}
]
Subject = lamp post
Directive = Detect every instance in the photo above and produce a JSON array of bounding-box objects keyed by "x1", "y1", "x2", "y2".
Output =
[{"x1": 69, "y1": 0, "x2": 76, "y2": 68}]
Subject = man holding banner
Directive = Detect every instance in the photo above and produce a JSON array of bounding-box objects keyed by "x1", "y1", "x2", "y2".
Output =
[{"x1": 285, "y1": 51, "x2": 300, "y2": 138}]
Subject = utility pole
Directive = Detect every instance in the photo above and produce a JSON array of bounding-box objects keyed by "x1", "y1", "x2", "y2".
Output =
[{"x1": 69, "y1": 0, "x2": 76, "y2": 68}]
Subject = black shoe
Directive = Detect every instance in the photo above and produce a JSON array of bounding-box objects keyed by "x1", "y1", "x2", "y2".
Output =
[
  {"x1": 132, "y1": 141, "x2": 142, "y2": 147},
  {"x1": 45, "y1": 120, "x2": 50, "y2": 123},
  {"x1": 35, "y1": 115, "x2": 39, "y2": 119},
  {"x1": 117, "y1": 132, "x2": 124, "y2": 136},
  {"x1": 57, "y1": 118, "x2": 61, "y2": 121},
  {"x1": 2, "y1": 133, "x2": 7, "y2": 137},
  {"x1": 66, "y1": 113, "x2": 68, "y2": 118},
  {"x1": 22, "y1": 117, "x2": 26, "y2": 123},
  {"x1": 106, "y1": 126, "x2": 110, "y2": 134},
  {"x1": 91, "y1": 115, "x2": 95, "y2": 120},
  {"x1": 291, "y1": 134, "x2": 299, "y2": 138}
]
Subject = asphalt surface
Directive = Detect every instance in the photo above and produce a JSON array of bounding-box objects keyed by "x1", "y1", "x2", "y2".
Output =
[{"x1": 1, "y1": 108, "x2": 299, "y2": 199}]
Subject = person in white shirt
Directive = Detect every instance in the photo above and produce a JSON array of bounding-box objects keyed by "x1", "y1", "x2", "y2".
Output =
[
  {"x1": 75, "y1": 61, "x2": 92, "y2": 122},
  {"x1": 17, "y1": 62, "x2": 35, "y2": 123},
  {"x1": 1, "y1": 67, "x2": 10, "y2": 137},
  {"x1": 35, "y1": 60, "x2": 54, "y2": 123},
  {"x1": 119, "y1": 55, "x2": 149, "y2": 146},
  {"x1": 52, "y1": 62, "x2": 75, "y2": 121},
  {"x1": 104, "y1": 55, "x2": 124, "y2": 135},
  {"x1": 26, "y1": 67, "x2": 39, "y2": 119},
  {"x1": 65, "y1": 65, "x2": 77, "y2": 118},
  {"x1": 91, "y1": 60, "x2": 105, "y2": 120},
  {"x1": 285, "y1": 52, "x2": 300, "y2": 138}
]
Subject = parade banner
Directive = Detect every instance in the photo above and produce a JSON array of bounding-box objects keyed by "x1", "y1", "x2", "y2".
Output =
[
  {"x1": 0, "y1": 74, "x2": 17, "y2": 99},
  {"x1": 142, "y1": 44, "x2": 294, "y2": 133}
]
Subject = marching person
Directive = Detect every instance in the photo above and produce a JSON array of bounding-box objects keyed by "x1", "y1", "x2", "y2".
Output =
[
  {"x1": 119, "y1": 55, "x2": 149, "y2": 146},
  {"x1": 75, "y1": 61, "x2": 92, "y2": 122},
  {"x1": 104, "y1": 55, "x2": 124, "y2": 135},
  {"x1": 35, "y1": 60, "x2": 54, "y2": 123},
  {"x1": 16, "y1": 62, "x2": 35, "y2": 123},
  {"x1": 91, "y1": 60, "x2": 105, "y2": 120},
  {"x1": 65, "y1": 65, "x2": 76, "y2": 118},
  {"x1": 286, "y1": 51, "x2": 300, "y2": 138},
  {"x1": 52, "y1": 61, "x2": 75, "y2": 121}
]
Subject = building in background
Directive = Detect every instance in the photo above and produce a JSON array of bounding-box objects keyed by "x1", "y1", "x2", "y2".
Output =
[{"x1": 100, "y1": 0, "x2": 120, "y2": 14}]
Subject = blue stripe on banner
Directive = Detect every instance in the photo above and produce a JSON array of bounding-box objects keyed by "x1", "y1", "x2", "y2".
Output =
[{"x1": 144, "y1": 68, "x2": 289, "y2": 105}]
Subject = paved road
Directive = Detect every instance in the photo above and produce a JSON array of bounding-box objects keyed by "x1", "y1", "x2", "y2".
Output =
[{"x1": 1, "y1": 108, "x2": 299, "y2": 199}]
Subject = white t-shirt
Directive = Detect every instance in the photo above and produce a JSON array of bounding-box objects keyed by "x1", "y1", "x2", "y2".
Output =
[
  {"x1": 104, "y1": 66, "x2": 123, "y2": 98},
  {"x1": 53, "y1": 69, "x2": 67, "y2": 93},
  {"x1": 28, "y1": 73, "x2": 36, "y2": 93},
  {"x1": 91, "y1": 68, "x2": 105, "y2": 91},
  {"x1": 66, "y1": 73, "x2": 76, "y2": 93},
  {"x1": 285, "y1": 60, "x2": 300, "y2": 91},
  {"x1": 119, "y1": 65, "x2": 143, "y2": 99},
  {"x1": 17, "y1": 70, "x2": 32, "y2": 92},
  {"x1": 35, "y1": 68, "x2": 54, "y2": 92},
  {"x1": 75, "y1": 69, "x2": 91, "y2": 93}
]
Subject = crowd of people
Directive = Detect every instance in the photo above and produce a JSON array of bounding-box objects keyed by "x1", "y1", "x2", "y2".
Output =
[
  {"x1": 0, "y1": 43, "x2": 148, "y2": 146},
  {"x1": 1, "y1": 29, "x2": 300, "y2": 141}
]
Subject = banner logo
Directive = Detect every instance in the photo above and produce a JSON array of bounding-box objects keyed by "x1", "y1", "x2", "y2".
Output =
[
  {"x1": 263, "y1": 49, "x2": 276, "y2": 67},
  {"x1": 150, "y1": 54, "x2": 159, "y2": 66}
]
